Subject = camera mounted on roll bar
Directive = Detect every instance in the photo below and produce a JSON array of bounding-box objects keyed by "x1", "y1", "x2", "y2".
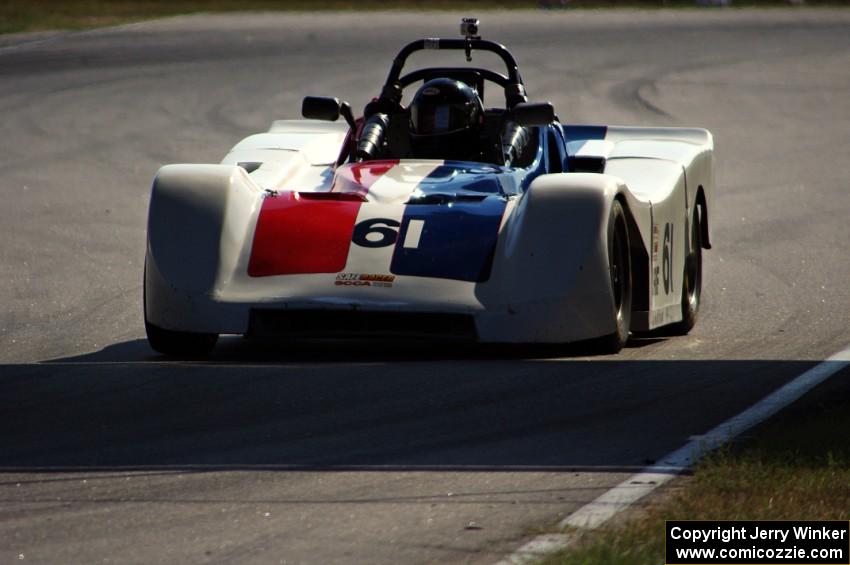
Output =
[
  {"x1": 460, "y1": 18, "x2": 480, "y2": 39},
  {"x1": 460, "y1": 17, "x2": 480, "y2": 62}
]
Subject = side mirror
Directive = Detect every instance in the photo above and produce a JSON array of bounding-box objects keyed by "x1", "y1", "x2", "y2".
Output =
[
  {"x1": 512, "y1": 102, "x2": 555, "y2": 127},
  {"x1": 302, "y1": 96, "x2": 341, "y2": 121}
]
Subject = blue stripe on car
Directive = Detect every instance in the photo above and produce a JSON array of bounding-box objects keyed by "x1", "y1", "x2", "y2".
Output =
[
  {"x1": 562, "y1": 125, "x2": 608, "y2": 143},
  {"x1": 390, "y1": 196, "x2": 506, "y2": 283}
]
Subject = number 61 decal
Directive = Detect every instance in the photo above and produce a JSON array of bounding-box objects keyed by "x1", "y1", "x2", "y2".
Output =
[
  {"x1": 653, "y1": 222, "x2": 674, "y2": 296},
  {"x1": 662, "y1": 222, "x2": 673, "y2": 295},
  {"x1": 352, "y1": 218, "x2": 425, "y2": 249}
]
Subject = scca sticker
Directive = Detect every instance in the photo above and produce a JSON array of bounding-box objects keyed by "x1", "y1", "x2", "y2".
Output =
[{"x1": 335, "y1": 273, "x2": 395, "y2": 288}]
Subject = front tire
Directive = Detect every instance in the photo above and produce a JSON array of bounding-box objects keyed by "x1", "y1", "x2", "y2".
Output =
[
  {"x1": 144, "y1": 318, "x2": 218, "y2": 357},
  {"x1": 143, "y1": 262, "x2": 218, "y2": 356},
  {"x1": 595, "y1": 200, "x2": 632, "y2": 353}
]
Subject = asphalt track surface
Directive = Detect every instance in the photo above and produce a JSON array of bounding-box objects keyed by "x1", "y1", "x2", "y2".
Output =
[{"x1": 1, "y1": 9, "x2": 849, "y2": 565}]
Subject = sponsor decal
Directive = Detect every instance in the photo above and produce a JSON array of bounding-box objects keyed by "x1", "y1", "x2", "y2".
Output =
[
  {"x1": 651, "y1": 222, "x2": 674, "y2": 296},
  {"x1": 334, "y1": 273, "x2": 396, "y2": 288}
]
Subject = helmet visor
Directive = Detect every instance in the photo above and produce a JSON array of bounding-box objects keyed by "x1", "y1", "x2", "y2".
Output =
[{"x1": 412, "y1": 101, "x2": 475, "y2": 135}]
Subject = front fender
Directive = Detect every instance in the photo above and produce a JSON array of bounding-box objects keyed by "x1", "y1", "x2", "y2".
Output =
[
  {"x1": 145, "y1": 164, "x2": 262, "y2": 332},
  {"x1": 475, "y1": 173, "x2": 625, "y2": 343}
]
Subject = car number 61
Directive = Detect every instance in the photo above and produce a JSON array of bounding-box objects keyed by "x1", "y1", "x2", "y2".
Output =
[{"x1": 352, "y1": 218, "x2": 400, "y2": 248}]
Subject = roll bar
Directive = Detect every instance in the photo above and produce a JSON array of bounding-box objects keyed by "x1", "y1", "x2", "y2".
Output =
[
  {"x1": 399, "y1": 67, "x2": 509, "y2": 90},
  {"x1": 377, "y1": 38, "x2": 528, "y2": 110}
]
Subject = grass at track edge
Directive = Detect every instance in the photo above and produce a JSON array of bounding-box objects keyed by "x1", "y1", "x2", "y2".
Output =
[
  {"x1": 537, "y1": 368, "x2": 850, "y2": 565},
  {"x1": 2, "y1": 1, "x2": 847, "y2": 36}
]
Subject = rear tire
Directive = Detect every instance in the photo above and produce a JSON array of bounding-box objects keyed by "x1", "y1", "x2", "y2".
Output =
[
  {"x1": 671, "y1": 205, "x2": 703, "y2": 335},
  {"x1": 594, "y1": 200, "x2": 632, "y2": 354}
]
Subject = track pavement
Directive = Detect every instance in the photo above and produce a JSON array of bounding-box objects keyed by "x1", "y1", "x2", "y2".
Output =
[{"x1": 1, "y1": 9, "x2": 849, "y2": 564}]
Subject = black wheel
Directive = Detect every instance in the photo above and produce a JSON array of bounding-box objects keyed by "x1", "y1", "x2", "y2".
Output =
[
  {"x1": 143, "y1": 263, "x2": 218, "y2": 356},
  {"x1": 595, "y1": 200, "x2": 632, "y2": 354},
  {"x1": 671, "y1": 206, "x2": 703, "y2": 335},
  {"x1": 144, "y1": 318, "x2": 218, "y2": 356}
]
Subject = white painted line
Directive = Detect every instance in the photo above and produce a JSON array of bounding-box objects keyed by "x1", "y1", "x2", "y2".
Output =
[
  {"x1": 496, "y1": 346, "x2": 850, "y2": 564},
  {"x1": 498, "y1": 534, "x2": 572, "y2": 565},
  {"x1": 0, "y1": 35, "x2": 68, "y2": 55}
]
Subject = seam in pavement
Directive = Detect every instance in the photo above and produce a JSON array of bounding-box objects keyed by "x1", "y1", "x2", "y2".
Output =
[{"x1": 495, "y1": 345, "x2": 850, "y2": 565}]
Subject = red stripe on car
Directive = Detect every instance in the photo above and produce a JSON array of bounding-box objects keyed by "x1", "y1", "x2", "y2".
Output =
[
  {"x1": 331, "y1": 159, "x2": 399, "y2": 198},
  {"x1": 247, "y1": 192, "x2": 362, "y2": 277}
]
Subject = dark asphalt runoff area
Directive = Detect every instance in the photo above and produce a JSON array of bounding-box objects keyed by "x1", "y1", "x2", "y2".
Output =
[{"x1": 1, "y1": 9, "x2": 849, "y2": 564}]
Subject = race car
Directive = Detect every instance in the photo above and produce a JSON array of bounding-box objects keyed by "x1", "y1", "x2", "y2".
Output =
[{"x1": 143, "y1": 18, "x2": 713, "y2": 356}]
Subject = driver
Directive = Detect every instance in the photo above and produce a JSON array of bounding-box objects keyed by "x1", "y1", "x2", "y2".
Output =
[{"x1": 408, "y1": 78, "x2": 484, "y2": 161}]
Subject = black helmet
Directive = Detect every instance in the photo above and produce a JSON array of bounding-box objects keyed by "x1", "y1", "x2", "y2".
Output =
[{"x1": 409, "y1": 78, "x2": 483, "y2": 160}]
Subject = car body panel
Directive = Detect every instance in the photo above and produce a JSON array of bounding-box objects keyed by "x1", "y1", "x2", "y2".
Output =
[{"x1": 146, "y1": 116, "x2": 713, "y2": 343}]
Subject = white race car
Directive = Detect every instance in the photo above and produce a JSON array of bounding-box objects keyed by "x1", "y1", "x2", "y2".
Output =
[{"x1": 144, "y1": 20, "x2": 713, "y2": 355}]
